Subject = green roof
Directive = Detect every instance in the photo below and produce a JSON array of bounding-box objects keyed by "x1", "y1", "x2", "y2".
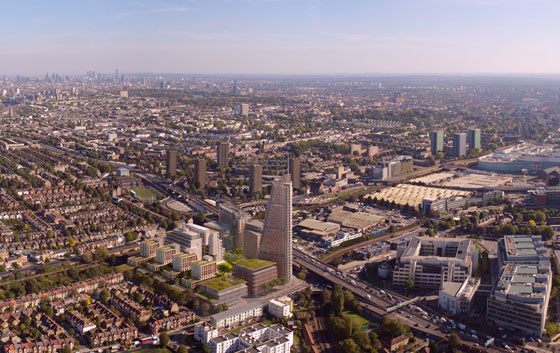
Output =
[
  {"x1": 233, "y1": 258, "x2": 275, "y2": 270},
  {"x1": 203, "y1": 276, "x2": 246, "y2": 291}
]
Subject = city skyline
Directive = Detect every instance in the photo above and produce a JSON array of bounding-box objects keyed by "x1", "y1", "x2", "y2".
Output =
[{"x1": 2, "y1": 0, "x2": 560, "y2": 75}]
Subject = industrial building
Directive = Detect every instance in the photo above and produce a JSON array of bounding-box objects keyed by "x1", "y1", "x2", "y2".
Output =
[
  {"x1": 368, "y1": 184, "x2": 471, "y2": 208},
  {"x1": 478, "y1": 143, "x2": 560, "y2": 174}
]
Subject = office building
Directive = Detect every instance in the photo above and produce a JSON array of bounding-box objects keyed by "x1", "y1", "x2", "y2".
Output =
[
  {"x1": 430, "y1": 130, "x2": 444, "y2": 155},
  {"x1": 498, "y1": 235, "x2": 549, "y2": 267},
  {"x1": 194, "y1": 158, "x2": 207, "y2": 188},
  {"x1": 199, "y1": 276, "x2": 247, "y2": 307},
  {"x1": 166, "y1": 149, "x2": 178, "y2": 177},
  {"x1": 234, "y1": 103, "x2": 249, "y2": 116},
  {"x1": 217, "y1": 142, "x2": 230, "y2": 169},
  {"x1": 288, "y1": 157, "x2": 301, "y2": 189},
  {"x1": 259, "y1": 179, "x2": 292, "y2": 280},
  {"x1": 468, "y1": 129, "x2": 481, "y2": 150},
  {"x1": 487, "y1": 264, "x2": 552, "y2": 337},
  {"x1": 156, "y1": 246, "x2": 176, "y2": 265},
  {"x1": 438, "y1": 277, "x2": 480, "y2": 315},
  {"x1": 233, "y1": 258, "x2": 278, "y2": 296},
  {"x1": 172, "y1": 252, "x2": 198, "y2": 272},
  {"x1": 453, "y1": 133, "x2": 467, "y2": 157},
  {"x1": 166, "y1": 226, "x2": 203, "y2": 260},
  {"x1": 249, "y1": 164, "x2": 262, "y2": 195},
  {"x1": 244, "y1": 220, "x2": 263, "y2": 259},
  {"x1": 393, "y1": 237, "x2": 475, "y2": 289},
  {"x1": 220, "y1": 203, "x2": 250, "y2": 252},
  {"x1": 140, "y1": 239, "x2": 159, "y2": 258}
]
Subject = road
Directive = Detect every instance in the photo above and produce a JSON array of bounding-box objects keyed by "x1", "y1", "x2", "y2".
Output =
[
  {"x1": 321, "y1": 225, "x2": 421, "y2": 263},
  {"x1": 293, "y1": 248, "x2": 508, "y2": 352}
]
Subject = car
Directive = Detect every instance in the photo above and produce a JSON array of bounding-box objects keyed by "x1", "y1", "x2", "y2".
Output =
[
  {"x1": 187, "y1": 327, "x2": 194, "y2": 333},
  {"x1": 512, "y1": 346, "x2": 518, "y2": 351},
  {"x1": 414, "y1": 323, "x2": 419, "y2": 327}
]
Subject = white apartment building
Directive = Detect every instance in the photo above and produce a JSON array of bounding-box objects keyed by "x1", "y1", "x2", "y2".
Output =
[
  {"x1": 210, "y1": 302, "x2": 264, "y2": 329},
  {"x1": 194, "y1": 322, "x2": 219, "y2": 344},
  {"x1": 268, "y1": 299, "x2": 292, "y2": 319},
  {"x1": 209, "y1": 323, "x2": 293, "y2": 353}
]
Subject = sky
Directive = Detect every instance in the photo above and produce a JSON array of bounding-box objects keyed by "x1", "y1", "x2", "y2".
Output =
[{"x1": 1, "y1": 0, "x2": 560, "y2": 75}]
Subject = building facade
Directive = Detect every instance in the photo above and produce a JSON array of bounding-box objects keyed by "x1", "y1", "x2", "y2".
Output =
[{"x1": 259, "y1": 179, "x2": 293, "y2": 280}]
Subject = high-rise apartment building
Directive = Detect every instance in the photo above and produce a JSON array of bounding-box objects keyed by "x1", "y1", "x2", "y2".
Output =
[
  {"x1": 140, "y1": 240, "x2": 159, "y2": 258},
  {"x1": 429, "y1": 131, "x2": 444, "y2": 156},
  {"x1": 219, "y1": 203, "x2": 250, "y2": 252},
  {"x1": 166, "y1": 149, "x2": 178, "y2": 177},
  {"x1": 259, "y1": 179, "x2": 292, "y2": 280},
  {"x1": 249, "y1": 164, "x2": 262, "y2": 195},
  {"x1": 468, "y1": 129, "x2": 481, "y2": 150},
  {"x1": 234, "y1": 103, "x2": 249, "y2": 116},
  {"x1": 217, "y1": 142, "x2": 230, "y2": 169},
  {"x1": 288, "y1": 157, "x2": 301, "y2": 189},
  {"x1": 194, "y1": 158, "x2": 207, "y2": 188},
  {"x1": 453, "y1": 133, "x2": 467, "y2": 157}
]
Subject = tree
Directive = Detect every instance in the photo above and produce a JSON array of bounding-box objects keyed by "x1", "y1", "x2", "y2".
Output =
[
  {"x1": 332, "y1": 285, "x2": 345, "y2": 314},
  {"x1": 99, "y1": 289, "x2": 110, "y2": 303},
  {"x1": 547, "y1": 322, "x2": 559, "y2": 337},
  {"x1": 160, "y1": 332, "x2": 170, "y2": 347},
  {"x1": 202, "y1": 345, "x2": 211, "y2": 353},
  {"x1": 296, "y1": 271, "x2": 306, "y2": 280},
  {"x1": 405, "y1": 280, "x2": 415, "y2": 296},
  {"x1": 178, "y1": 346, "x2": 189, "y2": 353},
  {"x1": 68, "y1": 238, "x2": 76, "y2": 247},
  {"x1": 193, "y1": 212, "x2": 207, "y2": 225},
  {"x1": 339, "y1": 338, "x2": 360, "y2": 353},
  {"x1": 448, "y1": 333, "x2": 461, "y2": 348},
  {"x1": 380, "y1": 317, "x2": 408, "y2": 338},
  {"x1": 217, "y1": 262, "x2": 232, "y2": 273}
]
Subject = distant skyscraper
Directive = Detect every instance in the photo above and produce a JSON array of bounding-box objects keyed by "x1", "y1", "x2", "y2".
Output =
[
  {"x1": 194, "y1": 158, "x2": 207, "y2": 188},
  {"x1": 249, "y1": 164, "x2": 263, "y2": 195},
  {"x1": 468, "y1": 129, "x2": 481, "y2": 150},
  {"x1": 234, "y1": 104, "x2": 249, "y2": 116},
  {"x1": 166, "y1": 149, "x2": 178, "y2": 177},
  {"x1": 453, "y1": 133, "x2": 467, "y2": 157},
  {"x1": 259, "y1": 178, "x2": 292, "y2": 280},
  {"x1": 288, "y1": 157, "x2": 301, "y2": 189},
  {"x1": 115, "y1": 68, "x2": 119, "y2": 81},
  {"x1": 430, "y1": 131, "x2": 444, "y2": 156},
  {"x1": 217, "y1": 142, "x2": 230, "y2": 169}
]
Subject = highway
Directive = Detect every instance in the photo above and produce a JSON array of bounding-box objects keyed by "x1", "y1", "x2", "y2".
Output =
[{"x1": 293, "y1": 248, "x2": 507, "y2": 353}]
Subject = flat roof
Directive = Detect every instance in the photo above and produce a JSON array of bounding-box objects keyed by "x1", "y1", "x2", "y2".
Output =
[
  {"x1": 210, "y1": 301, "x2": 263, "y2": 321},
  {"x1": 204, "y1": 276, "x2": 246, "y2": 291},
  {"x1": 233, "y1": 258, "x2": 276, "y2": 270}
]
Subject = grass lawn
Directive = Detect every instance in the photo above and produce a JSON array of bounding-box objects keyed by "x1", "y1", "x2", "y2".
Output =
[
  {"x1": 131, "y1": 187, "x2": 160, "y2": 202},
  {"x1": 233, "y1": 258, "x2": 275, "y2": 270},
  {"x1": 343, "y1": 310, "x2": 370, "y2": 331}
]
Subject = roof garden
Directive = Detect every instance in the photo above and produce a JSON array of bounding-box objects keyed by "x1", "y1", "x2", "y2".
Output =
[
  {"x1": 233, "y1": 258, "x2": 275, "y2": 270},
  {"x1": 204, "y1": 276, "x2": 246, "y2": 291}
]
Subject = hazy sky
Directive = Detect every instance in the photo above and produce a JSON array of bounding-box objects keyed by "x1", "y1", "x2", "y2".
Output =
[{"x1": 2, "y1": 0, "x2": 559, "y2": 75}]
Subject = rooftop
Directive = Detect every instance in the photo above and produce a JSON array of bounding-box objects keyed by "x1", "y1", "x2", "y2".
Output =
[
  {"x1": 233, "y1": 258, "x2": 276, "y2": 271},
  {"x1": 204, "y1": 276, "x2": 246, "y2": 291}
]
